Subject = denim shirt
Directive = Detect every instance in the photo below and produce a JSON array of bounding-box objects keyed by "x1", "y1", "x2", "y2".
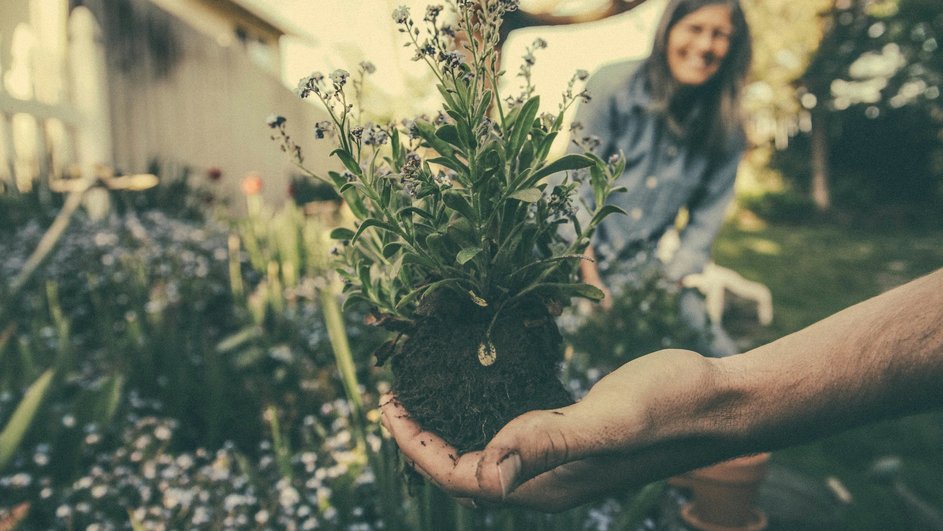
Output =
[{"x1": 570, "y1": 59, "x2": 744, "y2": 282}]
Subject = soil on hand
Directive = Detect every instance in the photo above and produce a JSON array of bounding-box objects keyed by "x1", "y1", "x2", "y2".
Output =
[{"x1": 388, "y1": 292, "x2": 574, "y2": 453}]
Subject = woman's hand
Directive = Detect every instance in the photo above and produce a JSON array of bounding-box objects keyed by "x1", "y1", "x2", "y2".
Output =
[
  {"x1": 580, "y1": 246, "x2": 613, "y2": 311},
  {"x1": 380, "y1": 349, "x2": 721, "y2": 512}
]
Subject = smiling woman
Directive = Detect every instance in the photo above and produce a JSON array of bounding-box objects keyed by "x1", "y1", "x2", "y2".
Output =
[
  {"x1": 573, "y1": 0, "x2": 753, "y2": 358},
  {"x1": 665, "y1": 4, "x2": 733, "y2": 86}
]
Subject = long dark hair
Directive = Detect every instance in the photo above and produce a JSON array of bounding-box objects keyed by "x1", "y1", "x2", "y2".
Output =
[{"x1": 643, "y1": 0, "x2": 752, "y2": 157}]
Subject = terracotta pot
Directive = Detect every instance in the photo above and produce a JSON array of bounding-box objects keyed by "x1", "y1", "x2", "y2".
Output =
[{"x1": 672, "y1": 452, "x2": 771, "y2": 531}]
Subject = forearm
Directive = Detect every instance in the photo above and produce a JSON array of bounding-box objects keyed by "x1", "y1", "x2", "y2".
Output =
[
  {"x1": 715, "y1": 268, "x2": 943, "y2": 451},
  {"x1": 647, "y1": 268, "x2": 943, "y2": 464}
]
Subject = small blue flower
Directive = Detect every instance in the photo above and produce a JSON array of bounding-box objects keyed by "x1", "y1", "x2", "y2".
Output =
[{"x1": 266, "y1": 114, "x2": 286, "y2": 128}]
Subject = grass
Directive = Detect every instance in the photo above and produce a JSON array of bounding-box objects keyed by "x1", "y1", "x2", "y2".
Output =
[{"x1": 713, "y1": 214, "x2": 943, "y2": 530}]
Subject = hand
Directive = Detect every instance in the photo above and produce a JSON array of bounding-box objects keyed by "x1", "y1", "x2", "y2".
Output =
[
  {"x1": 580, "y1": 249, "x2": 613, "y2": 311},
  {"x1": 380, "y1": 349, "x2": 719, "y2": 512}
]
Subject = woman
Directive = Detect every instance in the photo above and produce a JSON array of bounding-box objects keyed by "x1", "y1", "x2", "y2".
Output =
[{"x1": 574, "y1": 0, "x2": 752, "y2": 356}]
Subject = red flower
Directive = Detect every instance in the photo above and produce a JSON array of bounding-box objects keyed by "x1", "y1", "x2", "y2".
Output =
[{"x1": 241, "y1": 173, "x2": 263, "y2": 196}]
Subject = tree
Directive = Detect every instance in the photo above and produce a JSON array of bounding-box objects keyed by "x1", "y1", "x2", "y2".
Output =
[
  {"x1": 500, "y1": 0, "x2": 649, "y2": 39},
  {"x1": 793, "y1": 0, "x2": 943, "y2": 213}
]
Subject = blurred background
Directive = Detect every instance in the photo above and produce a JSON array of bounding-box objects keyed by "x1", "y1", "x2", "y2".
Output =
[{"x1": 1, "y1": 0, "x2": 942, "y2": 529}]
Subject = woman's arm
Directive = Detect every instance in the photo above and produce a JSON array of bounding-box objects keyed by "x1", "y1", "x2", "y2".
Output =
[
  {"x1": 663, "y1": 146, "x2": 741, "y2": 281},
  {"x1": 381, "y1": 268, "x2": 943, "y2": 511}
]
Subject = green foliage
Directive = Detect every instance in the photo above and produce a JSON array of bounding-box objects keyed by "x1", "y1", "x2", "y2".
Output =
[
  {"x1": 769, "y1": 107, "x2": 943, "y2": 220},
  {"x1": 739, "y1": 190, "x2": 819, "y2": 224},
  {"x1": 775, "y1": 0, "x2": 943, "y2": 213},
  {"x1": 565, "y1": 262, "x2": 707, "y2": 378},
  {"x1": 272, "y1": 1, "x2": 623, "y2": 333},
  {"x1": 0, "y1": 369, "x2": 55, "y2": 472}
]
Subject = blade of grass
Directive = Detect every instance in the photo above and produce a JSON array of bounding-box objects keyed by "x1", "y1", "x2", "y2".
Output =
[{"x1": 0, "y1": 369, "x2": 55, "y2": 472}]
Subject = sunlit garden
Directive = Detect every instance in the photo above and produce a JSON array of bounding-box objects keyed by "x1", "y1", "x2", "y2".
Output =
[{"x1": 2, "y1": 0, "x2": 943, "y2": 529}]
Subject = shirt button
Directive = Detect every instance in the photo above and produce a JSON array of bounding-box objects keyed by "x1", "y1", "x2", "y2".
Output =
[
  {"x1": 665, "y1": 145, "x2": 679, "y2": 158},
  {"x1": 646, "y1": 176, "x2": 658, "y2": 189},
  {"x1": 630, "y1": 207, "x2": 643, "y2": 220}
]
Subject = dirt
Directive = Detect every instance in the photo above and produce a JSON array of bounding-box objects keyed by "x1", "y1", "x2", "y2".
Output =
[{"x1": 386, "y1": 291, "x2": 574, "y2": 453}]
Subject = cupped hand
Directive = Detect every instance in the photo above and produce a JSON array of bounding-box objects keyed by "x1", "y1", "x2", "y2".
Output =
[{"x1": 380, "y1": 349, "x2": 716, "y2": 512}]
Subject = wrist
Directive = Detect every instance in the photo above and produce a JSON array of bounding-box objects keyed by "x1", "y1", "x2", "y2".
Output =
[{"x1": 643, "y1": 353, "x2": 756, "y2": 458}]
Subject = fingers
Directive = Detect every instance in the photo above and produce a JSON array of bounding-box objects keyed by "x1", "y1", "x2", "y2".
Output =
[
  {"x1": 475, "y1": 406, "x2": 586, "y2": 501},
  {"x1": 379, "y1": 393, "x2": 627, "y2": 510},
  {"x1": 378, "y1": 393, "x2": 483, "y2": 497}
]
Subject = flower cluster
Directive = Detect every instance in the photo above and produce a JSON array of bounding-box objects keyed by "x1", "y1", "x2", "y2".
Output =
[{"x1": 0, "y1": 403, "x2": 385, "y2": 530}]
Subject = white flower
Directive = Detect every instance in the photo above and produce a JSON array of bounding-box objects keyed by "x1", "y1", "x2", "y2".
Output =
[
  {"x1": 392, "y1": 6, "x2": 410, "y2": 24},
  {"x1": 329, "y1": 69, "x2": 350, "y2": 87},
  {"x1": 279, "y1": 486, "x2": 301, "y2": 508}
]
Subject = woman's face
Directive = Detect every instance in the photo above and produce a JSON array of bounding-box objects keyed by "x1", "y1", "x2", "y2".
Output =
[{"x1": 666, "y1": 4, "x2": 734, "y2": 86}]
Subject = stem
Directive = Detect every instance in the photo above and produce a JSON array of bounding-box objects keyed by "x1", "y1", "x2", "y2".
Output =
[
  {"x1": 2, "y1": 178, "x2": 94, "y2": 327},
  {"x1": 318, "y1": 277, "x2": 367, "y2": 449}
]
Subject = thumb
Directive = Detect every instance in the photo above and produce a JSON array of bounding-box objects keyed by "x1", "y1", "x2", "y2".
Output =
[{"x1": 475, "y1": 405, "x2": 590, "y2": 500}]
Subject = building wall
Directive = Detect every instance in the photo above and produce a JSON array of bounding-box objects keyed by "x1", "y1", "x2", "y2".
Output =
[
  {"x1": 88, "y1": 0, "x2": 335, "y2": 211},
  {"x1": 0, "y1": 0, "x2": 333, "y2": 211}
]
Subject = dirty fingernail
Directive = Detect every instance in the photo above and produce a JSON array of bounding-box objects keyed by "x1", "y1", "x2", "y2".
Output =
[{"x1": 497, "y1": 453, "x2": 521, "y2": 498}]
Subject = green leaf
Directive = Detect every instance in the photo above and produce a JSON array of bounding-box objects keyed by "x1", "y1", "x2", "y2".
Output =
[
  {"x1": 591, "y1": 204, "x2": 628, "y2": 226},
  {"x1": 351, "y1": 218, "x2": 401, "y2": 244},
  {"x1": 330, "y1": 227, "x2": 356, "y2": 240},
  {"x1": 395, "y1": 278, "x2": 464, "y2": 313},
  {"x1": 331, "y1": 148, "x2": 361, "y2": 175},
  {"x1": 436, "y1": 124, "x2": 462, "y2": 148},
  {"x1": 382, "y1": 242, "x2": 403, "y2": 258},
  {"x1": 535, "y1": 131, "x2": 558, "y2": 162},
  {"x1": 416, "y1": 185, "x2": 441, "y2": 200},
  {"x1": 476, "y1": 90, "x2": 493, "y2": 121},
  {"x1": 397, "y1": 206, "x2": 434, "y2": 220},
  {"x1": 328, "y1": 171, "x2": 347, "y2": 188},
  {"x1": 380, "y1": 179, "x2": 392, "y2": 208},
  {"x1": 341, "y1": 291, "x2": 372, "y2": 313},
  {"x1": 402, "y1": 250, "x2": 438, "y2": 270},
  {"x1": 442, "y1": 191, "x2": 477, "y2": 221},
  {"x1": 518, "y1": 141, "x2": 535, "y2": 175},
  {"x1": 427, "y1": 156, "x2": 468, "y2": 174},
  {"x1": 591, "y1": 163, "x2": 607, "y2": 207},
  {"x1": 0, "y1": 369, "x2": 55, "y2": 471},
  {"x1": 530, "y1": 154, "x2": 595, "y2": 182},
  {"x1": 436, "y1": 84, "x2": 459, "y2": 110},
  {"x1": 456, "y1": 247, "x2": 483, "y2": 265},
  {"x1": 523, "y1": 282, "x2": 605, "y2": 301},
  {"x1": 358, "y1": 263, "x2": 373, "y2": 297},
  {"x1": 416, "y1": 121, "x2": 454, "y2": 157},
  {"x1": 509, "y1": 96, "x2": 540, "y2": 155},
  {"x1": 391, "y1": 127, "x2": 401, "y2": 160},
  {"x1": 388, "y1": 253, "x2": 405, "y2": 279},
  {"x1": 425, "y1": 233, "x2": 452, "y2": 260},
  {"x1": 341, "y1": 190, "x2": 369, "y2": 219},
  {"x1": 507, "y1": 255, "x2": 586, "y2": 283},
  {"x1": 507, "y1": 188, "x2": 543, "y2": 203},
  {"x1": 94, "y1": 374, "x2": 124, "y2": 426}
]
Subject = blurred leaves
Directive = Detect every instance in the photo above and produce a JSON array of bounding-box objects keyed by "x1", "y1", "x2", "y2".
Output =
[{"x1": 0, "y1": 370, "x2": 55, "y2": 472}]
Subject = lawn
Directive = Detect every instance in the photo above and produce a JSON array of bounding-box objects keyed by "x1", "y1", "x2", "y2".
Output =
[{"x1": 713, "y1": 216, "x2": 943, "y2": 530}]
